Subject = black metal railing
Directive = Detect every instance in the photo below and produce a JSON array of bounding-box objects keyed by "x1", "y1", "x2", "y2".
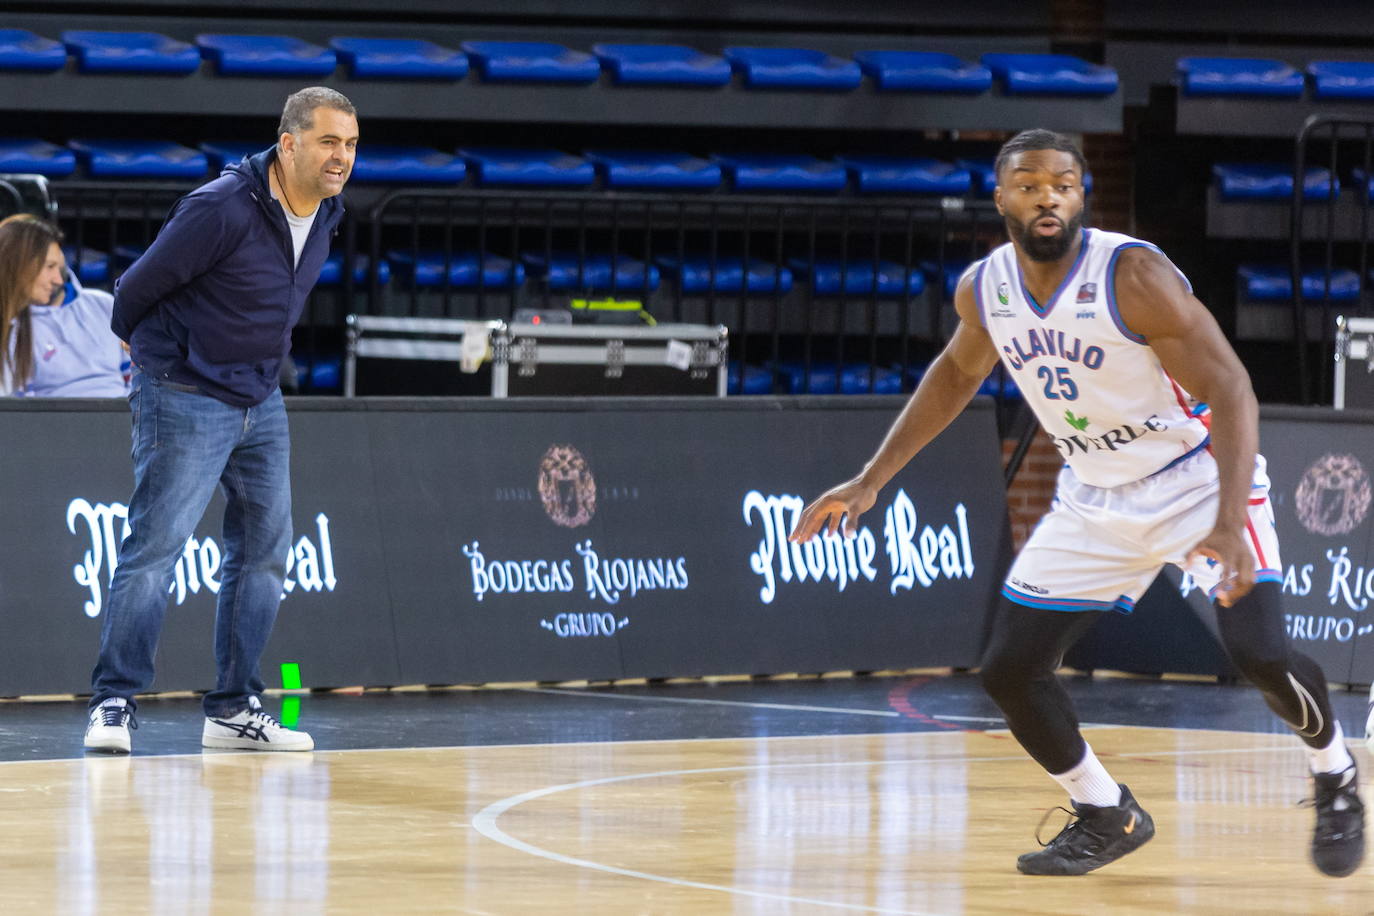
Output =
[
  {"x1": 1291, "y1": 115, "x2": 1374, "y2": 404},
  {"x1": 45, "y1": 179, "x2": 1004, "y2": 395},
  {"x1": 366, "y1": 187, "x2": 1001, "y2": 393}
]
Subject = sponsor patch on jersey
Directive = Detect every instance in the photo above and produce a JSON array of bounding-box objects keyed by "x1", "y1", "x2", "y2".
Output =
[
  {"x1": 996, "y1": 281, "x2": 1009, "y2": 305},
  {"x1": 1076, "y1": 281, "x2": 1097, "y2": 303}
]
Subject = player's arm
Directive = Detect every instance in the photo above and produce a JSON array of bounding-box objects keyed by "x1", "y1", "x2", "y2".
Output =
[
  {"x1": 111, "y1": 192, "x2": 235, "y2": 341},
  {"x1": 1112, "y1": 246, "x2": 1258, "y2": 605},
  {"x1": 789, "y1": 271, "x2": 1002, "y2": 543}
]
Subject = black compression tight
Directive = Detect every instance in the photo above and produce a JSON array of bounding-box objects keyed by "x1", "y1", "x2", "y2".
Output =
[{"x1": 978, "y1": 582, "x2": 1335, "y2": 775}]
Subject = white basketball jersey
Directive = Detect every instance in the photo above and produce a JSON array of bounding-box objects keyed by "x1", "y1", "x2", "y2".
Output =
[{"x1": 972, "y1": 228, "x2": 1210, "y2": 488}]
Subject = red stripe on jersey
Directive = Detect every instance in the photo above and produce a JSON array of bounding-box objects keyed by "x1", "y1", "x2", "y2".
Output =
[{"x1": 1245, "y1": 516, "x2": 1269, "y2": 568}]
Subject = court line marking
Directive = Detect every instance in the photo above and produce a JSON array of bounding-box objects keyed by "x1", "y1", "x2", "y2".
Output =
[
  {"x1": 521, "y1": 686, "x2": 902, "y2": 717},
  {"x1": 471, "y1": 756, "x2": 1042, "y2": 916}
]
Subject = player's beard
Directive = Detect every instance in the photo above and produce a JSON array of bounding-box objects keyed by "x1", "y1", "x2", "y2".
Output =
[{"x1": 1006, "y1": 208, "x2": 1083, "y2": 262}]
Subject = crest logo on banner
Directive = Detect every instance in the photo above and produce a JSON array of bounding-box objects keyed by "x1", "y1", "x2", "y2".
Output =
[
  {"x1": 539, "y1": 445, "x2": 596, "y2": 528},
  {"x1": 1295, "y1": 453, "x2": 1371, "y2": 536}
]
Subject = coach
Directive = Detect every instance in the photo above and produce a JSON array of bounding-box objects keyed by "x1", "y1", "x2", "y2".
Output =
[{"x1": 84, "y1": 87, "x2": 358, "y2": 754}]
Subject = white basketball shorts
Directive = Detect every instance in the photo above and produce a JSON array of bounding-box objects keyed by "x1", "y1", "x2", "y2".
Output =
[{"x1": 1003, "y1": 447, "x2": 1283, "y2": 613}]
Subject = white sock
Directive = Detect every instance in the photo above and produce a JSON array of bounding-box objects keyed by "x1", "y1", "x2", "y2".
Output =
[
  {"x1": 1307, "y1": 720, "x2": 1355, "y2": 775},
  {"x1": 1051, "y1": 743, "x2": 1122, "y2": 808}
]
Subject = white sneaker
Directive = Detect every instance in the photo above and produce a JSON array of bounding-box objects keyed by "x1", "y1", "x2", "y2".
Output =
[
  {"x1": 202, "y1": 697, "x2": 313, "y2": 752},
  {"x1": 84, "y1": 697, "x2": 136, "y2": 753}
]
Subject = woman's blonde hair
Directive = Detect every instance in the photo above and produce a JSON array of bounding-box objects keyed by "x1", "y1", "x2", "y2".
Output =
[{"x1": 0, "y1": 214, "x2": 63, "y2": 390}]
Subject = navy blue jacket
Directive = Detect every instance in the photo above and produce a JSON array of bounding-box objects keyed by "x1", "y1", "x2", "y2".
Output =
[{"x1": 112, "y1": 148, "x2": 343, "y2": 407}]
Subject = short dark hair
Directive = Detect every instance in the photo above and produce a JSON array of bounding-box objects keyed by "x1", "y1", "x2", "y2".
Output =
[
  {"x1": 276, "y1": 87, "x2": 356, "y2": 145},
  {"x1": 993, "y1": 129, "x2": 1088, "y2": 185}
]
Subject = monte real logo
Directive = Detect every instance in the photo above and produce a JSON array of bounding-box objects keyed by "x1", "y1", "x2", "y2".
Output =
[
  {"x1": 66, "y1": 499, "x2": 338, "y2": 619},
  {"x1": 1295, "y1": 453, "x2": 1371, "y2": 537},
  {"x1": 539, "y1": 444, "x2": 596, "y2": 528},
  {"x1": 743, "y1": 489, "x2": 975, "y2": 605}
]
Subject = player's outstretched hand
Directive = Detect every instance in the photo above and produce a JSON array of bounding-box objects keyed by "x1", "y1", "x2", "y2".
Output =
[
  {"x1": 788, "y1": 478, "x2": 878, "y2": 544},
  {"x1": 1185, "y1": 527, "x2": 1256, "y2": 608}
]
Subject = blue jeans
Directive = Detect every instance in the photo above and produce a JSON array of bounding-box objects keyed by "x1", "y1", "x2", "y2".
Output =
[{"x1": 90, "y1": 371, "x2": 292, "y2": 717}]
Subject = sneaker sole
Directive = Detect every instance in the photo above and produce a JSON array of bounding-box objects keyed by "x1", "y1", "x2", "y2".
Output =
[
  {"x1": 84, "y1": 737, "x2": 130, "y2": 754},
  {"x1": 201, "y1": 735, "x2": 314, "y2": 752}
]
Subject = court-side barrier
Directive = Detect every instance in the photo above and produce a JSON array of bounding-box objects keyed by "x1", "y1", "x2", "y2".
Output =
[
  {"x1": 1070, "y1": 405, "x2": 1374, "y2": 686},
  {"x1": 0, "y1": 396, "x2": 1011, "y2": 696}
]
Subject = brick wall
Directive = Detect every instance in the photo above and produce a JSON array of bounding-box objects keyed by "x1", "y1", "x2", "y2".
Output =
[{"x1": 1001, "y1": 433, "x2": 1061, "y2": 551}]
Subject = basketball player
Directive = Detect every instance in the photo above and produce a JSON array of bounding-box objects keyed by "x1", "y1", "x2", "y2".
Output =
[{"x1": 789, "y1": 129, "x2": 1364, "y2": 877}]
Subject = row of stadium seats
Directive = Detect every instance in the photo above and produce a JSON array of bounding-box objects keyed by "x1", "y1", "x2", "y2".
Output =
[
  {"x1": 63, "y1": 246, "x2": 962, "y2": 297},
  {"x1": 730, "y1": 361, "x2": 1019, "y2": 396},
  {"x1": 5, "y1": 138, "x2": 1072, "y2": 195},
  {"x1": 1237, "y1": 265, "x2": 1362, "y2": 302},
  {"x1": 1181, "y1": 57, "x2": 1374, "y2": 99},
  {"x1": 0, "y1": 30, "x2": 1117, "y2": 95},
  {"x1": 1212, "y1": 163, "x2": 1345, "y2": 201}
]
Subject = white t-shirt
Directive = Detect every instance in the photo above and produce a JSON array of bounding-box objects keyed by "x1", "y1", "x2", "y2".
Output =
[{"x1": 279, "y1": 203, "x2": 317, "y2": 269}]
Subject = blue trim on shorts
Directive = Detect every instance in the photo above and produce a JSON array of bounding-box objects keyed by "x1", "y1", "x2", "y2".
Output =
[
  {"x1": 1002, "y1": 584, "x2": 1136, "y2": 615},
  {"x1": 1147, "y1": 436, "x2": 1211, "y2": 478}
]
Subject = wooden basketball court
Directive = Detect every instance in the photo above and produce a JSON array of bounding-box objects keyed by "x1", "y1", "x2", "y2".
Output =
[{"x1": 3, "y1": 716, "x2": 1369, "y2": 913}]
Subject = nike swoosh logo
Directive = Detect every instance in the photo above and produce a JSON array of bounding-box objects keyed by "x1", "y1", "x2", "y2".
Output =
[{"x1": 1123, "y1": 813, "x2": 1136, "y2": 835}]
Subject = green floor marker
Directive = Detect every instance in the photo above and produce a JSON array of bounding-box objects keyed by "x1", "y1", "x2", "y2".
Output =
[
  {"x1": 280, "y1": 696, "x2": 301, "y2": 728},
  {"x1": 280, "y1": 662, "x2": 302, "y2": 691}
]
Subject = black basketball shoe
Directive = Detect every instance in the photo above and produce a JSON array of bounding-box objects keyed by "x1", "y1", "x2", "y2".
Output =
[
  {"x1": 1017, "y1": 784, "x2": 1155, "y2": 876},
  {"x1": 1309, "y1": 764, "x2": 1364, "y2": 878}
]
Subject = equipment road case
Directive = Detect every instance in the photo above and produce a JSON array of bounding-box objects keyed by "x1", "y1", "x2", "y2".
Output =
[
  {"x1": 492, "y1": 322, "x2": 728, "y2": 397},
  {"x1": 343, "y1": 315, "x2": 502, "y2": 397},
  {"x1": 1334, "y1": 316, "x2": 1374, "y2": 409}
]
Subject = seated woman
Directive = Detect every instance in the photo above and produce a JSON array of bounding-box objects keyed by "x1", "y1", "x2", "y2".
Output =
[{"x1": 0, "y1": 215, "x2": 129, "y2": 397}]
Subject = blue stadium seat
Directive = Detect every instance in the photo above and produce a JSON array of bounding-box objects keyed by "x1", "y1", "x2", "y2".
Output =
[
  {"x1": 317, "y1": 253, "x2": 390, "y2": 287},
  {"x1": 200, "y1": 141, "x2": 262, "y2": 171},
  {"x1": 61, "y1": 246, "x2": 109, "y2": 285},
  {"x1": 351, "y1": 146, "x2": 466, "y2": 184},
  {"x1": 0, "y1": 139, "x2": 76, "y2": 177},
  {"x1": 584, "y1": 150, "x2": 720, "y2": 189},
  {"x1": 461, "y1": 41, "x2": 600, "y2": 83},
  {"x1": 655, "y1": 256, "x2": 793, "y2": 294},
  {"x1": 713, "y1": 154, "x2": 846, "y2": 192},
  {"x1": 958, "y1": 158, "x2": 997, "y2": 196},
  {"x1": 113, "y1": 245, "x2": 148, "y2": 268},
  {"x1": 522, "y1": 253, "x2": 660, "y2": 292},
  {"x1": 981, "y1": 54, "x2": 1118, "y2": 96},
  {"x1": 1177, "y1": 57, "x2": 1303, "y2": 98},
  {"x1": 790, "y1": 259, "x2": 926, "y2": 296},
  {"x1": 69, "y1": 140, "x2": 207, "y2": 179},
  {"x1": 1308, "y1": 61, "x2": 1374, "y2": 100},
  {"x1": 0, "y1": 30, "x2": 67, "y2": 72},
  {"x1": 852, "y1": 51, "x2": 991, "y2": 93},
  {"x1": 728, "y1": 362, "x2": 773, "y2": 395},
  {"x1": 329, "y1": 38, "x2": 468, "y2": 80},
  {"x1": 386, "y1": 250, "x2": 524, "y2": 288},
  {"x1": 62, "y1": 31, "x2": 200, "y2": 75},
  {"x1": 291, "y1": 353, "x2": 343, "y2": 392},
  {"x1": 591, "y1": 44, "x2": 731, "y2": 86},
  {"x1": 920, "y1": 260, "x2": 973, "y2": 299},
  {"x1": 1237, "y1": 265, "x2": 1360, "y2": 302},
  {"x1": 838, "y1": 156, "x2": 971, "y2": 194},
  {"x1": 723, "y1": 47, "x2": 862, "y2": 91},
  {"x1": 1212, "y1": 163, "x2": 1338, "y2": 201},
  {"x1": 779, "y1": 362, "x2": 904, "y2": 394},
  {"x1": 458, "y1": 148, "x2": 595, "y2": 187},
  {"x1": 196, "y1": 35, "x2": 336, "y2": 77}
]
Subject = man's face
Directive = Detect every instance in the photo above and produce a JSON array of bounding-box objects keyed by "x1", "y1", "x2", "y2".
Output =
[
  {"x1": 282, "y1": 107, "x2": 358, "y2": 201},
  {"x1": 29, "y1": 241, "x2": 65, "y2": 306},
  {"x1": 994, "y1": 149, "x2": 1086, "y2": 263}
]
